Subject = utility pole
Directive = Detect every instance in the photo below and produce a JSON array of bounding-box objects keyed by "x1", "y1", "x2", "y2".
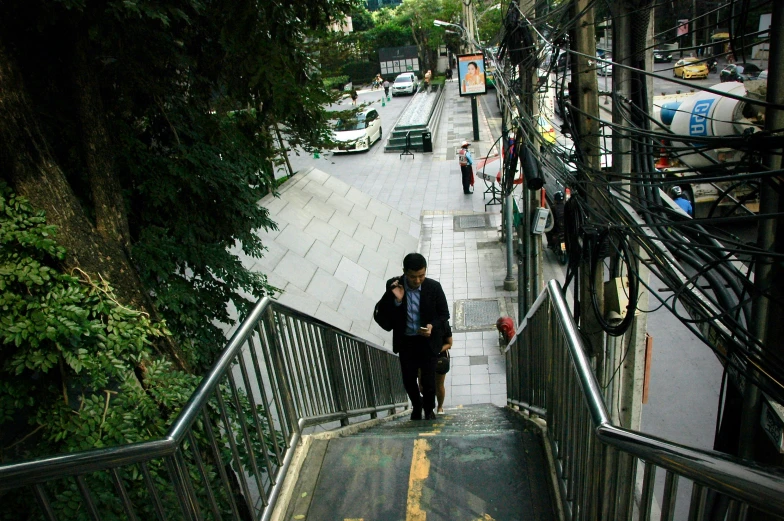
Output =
[
  {"x1": 738, "y1": 0, "x2": 784, "y2": 466},
  {"x1": 571, "y1": 0, "x2": 604, "y2": 360}
]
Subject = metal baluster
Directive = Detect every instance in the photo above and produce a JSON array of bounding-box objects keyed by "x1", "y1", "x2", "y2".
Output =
[
  {"x1": 323, "y1": 329, "x2": 349, "y2": 424},
  {"x1": 359, "y1": 343, "x2": 378, "y2": 417},
  {"x1": 33, "y1": 483, "x2": 58, "y2": 521},
  {"x1": 236, "y1": 347, "x2": 276, "y2": 483},
  {"x1": 286, "y1": 316, "x2": 313, "y2": 417},
  {"x1": 688, "y1": 482, "x2": 708, "y2": 521},
  {"x1": 215, "y1": 388, "x2": 256, "y2": 517},
  {"x1": 302, "y1": 321, "x2": 329, "y2": 415},
  {"x1": 248, "y1": 332, "x2": 284, "y2": 464},
  {"x1": 638, "y1": 462, "x2": 656, "y2": 521},
  {"x1": 164, "y1": 453, "x2": 201, "y2": 521},
  {"x1": 279, "y1": 313, "x2": 306, "y2": 418},
  {"x1": 75, "y1": 475, "x2": 102, "y2": 521},
  {"x1": 110, "y1": 468, "x2": 139, "y2": 521},
  {"x1": 227, "y1": 370, "x2": 268, "y2": 506},
  {"x1": 384, "y1": 355, "x2": 398, "y2": 414},
  {"x1": 602, "y1": 445, "x2": 618, "y2": 520},
  {"x1": 185, "y1": 431, "x2": 223, "y2": 520},
  {"x1": 263, "y1": 307, "x2": 300, "y2": 439},
  {"x1": 200, "y1": 409, "x2": 242, "y2": 521},
  {"x1": 659, "y1": 471, "x2": 679, "y2": 521},
  {"x1": 140, "y1": 462, "x2": 168, "y2": 521}
]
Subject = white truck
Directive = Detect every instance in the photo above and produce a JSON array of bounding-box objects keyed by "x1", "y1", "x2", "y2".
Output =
[{"x1": 654, "y1": 81, "x2": 764, "y2": 217}]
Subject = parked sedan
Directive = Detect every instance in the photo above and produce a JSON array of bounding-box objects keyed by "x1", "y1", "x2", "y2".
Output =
[
  {"x1": 391, "y1": 73, "x2": 419, "y2": 96},
  {"x1": 331, "y1": 109, "x2": 382, "y2": 153},
  {"x1": 673, "y1": 57, "x2": 709, "y2": 79},
  {"x1": 653, "y1": 49, "x2": 673, "y2": 63},
  {"x1": 720, "y1": 63, "x2": 761, "y2": 82}
]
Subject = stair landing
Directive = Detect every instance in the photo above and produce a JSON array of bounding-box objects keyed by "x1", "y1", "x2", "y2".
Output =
[{"x1": 285, "y1": 404, "x2": 556, "y2": 521}]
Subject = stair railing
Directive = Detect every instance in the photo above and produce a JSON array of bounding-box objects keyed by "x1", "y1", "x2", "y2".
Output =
[
  {"x1": 0, "y1": 298, "x2": 407, "y2": 521},
  {"x1": 507, "y1": 280, "x2": 784, "y2": 521}
]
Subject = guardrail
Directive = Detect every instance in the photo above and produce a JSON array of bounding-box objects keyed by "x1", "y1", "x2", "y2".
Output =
[
  {"x1": 507, "y1": 280, "x2": 784, "y2": 521},
  {"x1": 0, "y1": 299, "x2": 408, "y2": 521}
]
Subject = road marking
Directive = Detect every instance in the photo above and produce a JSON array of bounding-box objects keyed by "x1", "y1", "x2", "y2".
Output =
[{"x1": 406, "y1": 438, "x2": 432, "y2": 521}]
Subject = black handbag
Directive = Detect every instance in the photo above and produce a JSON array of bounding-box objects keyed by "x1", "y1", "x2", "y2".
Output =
[{"x1": 435, "y1": 351, "x2": 450, "y2": 374}]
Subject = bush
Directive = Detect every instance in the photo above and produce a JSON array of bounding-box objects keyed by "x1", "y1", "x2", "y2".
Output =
[
  {"x1": 323, "y1": 75, "x2": 350, "y2": 90},
  {"x1": 341, "y1": 61, "x2": 379, "y2": 84}
]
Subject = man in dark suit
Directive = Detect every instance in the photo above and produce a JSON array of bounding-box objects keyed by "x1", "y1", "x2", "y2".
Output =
[{"x1": 375, "y1": 253, "x2": 449, "y2": 420}]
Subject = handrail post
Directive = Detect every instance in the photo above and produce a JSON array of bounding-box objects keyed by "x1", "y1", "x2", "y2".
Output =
[
  {"x1": 263, "y1": 306, "x2": 301, "y2": 436},
  {"x1": 323, "y1": 329, "x2": 351, "y2": 426},
  {"x1": 359, "y1": 344, "x2": 378, "y2": 419},
  {"x1": 385, "y1": 356, "x2": 398, "y2": 415}
]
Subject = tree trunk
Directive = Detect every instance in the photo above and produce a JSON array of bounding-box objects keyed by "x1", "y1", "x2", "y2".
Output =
[
  {"x1": 72, "y1": 34, "x2": 132, "y2": 251},
  {"x1": 0, "y1": 39, "x2": 188, "y2": 370}
]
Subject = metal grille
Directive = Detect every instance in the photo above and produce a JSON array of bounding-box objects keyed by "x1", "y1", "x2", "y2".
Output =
[
  {"x1": 464, "y1": 299, "x2": 501, "y2": 327},
  {"x1": 454, "y1": 214, "x2": 492, "y2": 230},
  {"x1": 454, "y1": 298, "x2": 506, "y2": 331}
]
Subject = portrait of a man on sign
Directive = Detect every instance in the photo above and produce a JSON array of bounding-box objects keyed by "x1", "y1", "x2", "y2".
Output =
[{"x1": 457, "y1": 53, "x2": 487, "y2": 96}]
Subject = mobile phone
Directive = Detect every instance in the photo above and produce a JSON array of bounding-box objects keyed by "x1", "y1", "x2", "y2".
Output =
[{"x1": 419, "y1": 326, "x2": 428, "y2": 331}]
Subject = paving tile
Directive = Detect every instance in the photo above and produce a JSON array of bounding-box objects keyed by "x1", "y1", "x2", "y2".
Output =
[
  {"x1": 314, "y1": 303, "x2": 352, "y2": 332},
  {"x1": 349, "y1": 205, "x2": 378, "y2": 229},
  {"x1": 451, "y1": 384, "x2": 472, "y2": 397},
  {"x1": 338, "y1": 286, "x2": 377, "y2": 327},
  {"x1": 331, "y1": 231, "x2": 364, "y2": 263},
  {"x1": 357, "y1": 247, "x2": 389, "y2": 278},
  {"x1": 329, "y1": 212, "x2": 360, "y2": 236},
  {"x1": 254, "y1": 238, "x2": 288, "y2": 271},
  {"x1": 353, "y1": 223, "x2": 382, "y2": 251},
  {"x1": 275, "y1": 253, "x2": 318, "y2": 293},
  {"x1": 300, "y1": 179, "x2": 335, "y2": 201},
  {"x1": 367, "y1": 201, "x2": 392, "y2": 220},
  {"x1": 345, "y1": 186, "x2": 373, "y2": 208},
  {"x1": 304, "y1": 217, "x2": 340, "y2": 245},
  {"x1": 363, "y1": 272, "x2": 387, "y2": 301},
  {"x1": 275, "y1": 224, "x2": 316, "y2": 257},
  {"x1": 274, "y1": 284, "x2": 319, "y2": 316},
  {"x1": 306, "y1": 268, "x2": 347, "y2": 311},
  {"x1": 324, "y1": 175, "x2": 351, "y2": 196},
  {"x1": 303, "y1": 198, "x2": 336, "y2": 222},
  {"x1": 334, "y1": 256, "x2": 369, "y2": 293},
  {"x1": 326, "y1": 192, "x2": 355, "y2": 215},
  {"x1": 281, "y1": 188, "x2": 313, "y2": 209}
]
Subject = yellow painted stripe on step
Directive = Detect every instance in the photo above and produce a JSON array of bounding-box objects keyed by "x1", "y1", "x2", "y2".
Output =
[
  {"x1": 406, "y1": 438, "x2": 431, "y2": 521},
  {"x1": 473, "y1": 515, "x2": 496, "y2": 521}
]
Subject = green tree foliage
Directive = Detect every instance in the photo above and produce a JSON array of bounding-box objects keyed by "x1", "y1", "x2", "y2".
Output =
[
  {"x1": 0, "y1": 0, "x2": 358, "y2": 464},
  {"x1": 0, "y1": 0, "x2": 358, "y2": 369},
  {"x1": 0, "y1": 183, "x2": 196, "y2": 460}
]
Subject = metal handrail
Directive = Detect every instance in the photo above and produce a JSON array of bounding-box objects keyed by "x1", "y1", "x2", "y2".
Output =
[
  {"x1": 0, "y1": 298, "x2": 408, "y2": 521},
  {"x1": 507, "y1": 279, "x2": 784, "y2": 520}
]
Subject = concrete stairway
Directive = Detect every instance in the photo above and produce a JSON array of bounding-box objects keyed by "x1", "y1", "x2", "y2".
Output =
[{"x1": 284, "y1": 404, "x2": 556, "y2": 521}]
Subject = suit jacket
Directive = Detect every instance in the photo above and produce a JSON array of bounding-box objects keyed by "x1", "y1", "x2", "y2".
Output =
[{"x1": 376, "y1": 276, "x2": 450, "y2": 356}]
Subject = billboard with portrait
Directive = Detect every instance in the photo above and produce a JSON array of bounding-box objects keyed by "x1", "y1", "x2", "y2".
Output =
[{"x1": 457, "y1": 53, "x2": 487, "y2": 97}]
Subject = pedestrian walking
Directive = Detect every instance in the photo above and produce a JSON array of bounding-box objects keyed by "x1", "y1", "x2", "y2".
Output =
[
  {"x1": 350, "y1": 87, "x2": 358, "y2": 105},
  {"x1": 383, "y1": 79, "x2": 390, "y2": 98},
  {"x1": 373, "y1": 253, "x2": 450, "y2": 421},
  {"x1": 457, "y1": 141, "x2": 475, "y2": 194}
]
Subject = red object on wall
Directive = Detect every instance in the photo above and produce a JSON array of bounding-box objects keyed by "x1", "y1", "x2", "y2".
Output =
[{"x1": 496, "y1": 317, "x2": 515, "y2": 343}]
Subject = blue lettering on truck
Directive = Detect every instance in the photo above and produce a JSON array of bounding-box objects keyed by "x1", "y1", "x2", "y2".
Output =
[{"x1": 689, "y1": 99, "x2": 714, "y2": 137}]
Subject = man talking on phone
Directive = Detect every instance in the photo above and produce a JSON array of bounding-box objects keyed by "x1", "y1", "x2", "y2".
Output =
[{"x1": 374, "y1": 253, "x2": 450, "y2": 420}]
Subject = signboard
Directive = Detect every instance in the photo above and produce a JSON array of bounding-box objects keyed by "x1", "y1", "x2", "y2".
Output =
[
  {"x1": 379, "y1": 46, "x2": 420, "y2": 76},
  {"x1": 457, "y1": 53, "x2": 487, "y2": 97},
  {"x1": 677, "y1": 19, "x2": 689, "y2": 37}
]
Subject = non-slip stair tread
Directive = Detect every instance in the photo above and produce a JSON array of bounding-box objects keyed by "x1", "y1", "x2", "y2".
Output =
[{"x1": 304, "y1": 420, "x2": 554, "y2": 520}]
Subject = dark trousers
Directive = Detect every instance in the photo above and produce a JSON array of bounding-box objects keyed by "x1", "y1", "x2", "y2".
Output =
[
  {"x1": 398, "y1": 336, "x2": 437, "y2": 414},
  {"x1": 460, "y1": 165, "x2": 474, "y2": 193}
]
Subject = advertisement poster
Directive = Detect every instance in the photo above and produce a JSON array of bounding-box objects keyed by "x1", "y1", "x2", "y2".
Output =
[{"x1": 457, "y1": 53, "x2": 487, "y2": 96}]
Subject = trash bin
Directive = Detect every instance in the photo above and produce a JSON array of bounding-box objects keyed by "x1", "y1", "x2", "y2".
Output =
[{"x1": 422, "y1": 131, "x2": 433, "y2": 153}]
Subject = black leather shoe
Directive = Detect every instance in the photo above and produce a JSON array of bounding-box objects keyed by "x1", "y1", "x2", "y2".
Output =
[
  {"x1": 411, "y1": 409, "x2": 423, "y2": 421},
  {"x1": 424, "y1": 410, "x2": 436, "y2": 420}
]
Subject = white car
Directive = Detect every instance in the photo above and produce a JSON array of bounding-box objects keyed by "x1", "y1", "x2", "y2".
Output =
[
  {"x1": 331, "y1": 108, "x2": 382, "y2": 153},
  {"x1": 391, "y1": 73, "x2": 419, "y2": 96}
]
